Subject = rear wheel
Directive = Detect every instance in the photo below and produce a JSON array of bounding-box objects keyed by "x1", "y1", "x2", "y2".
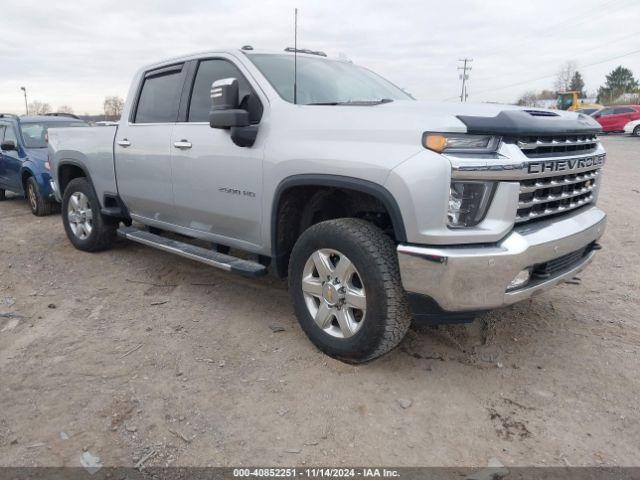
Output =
[
  {"x1": 633, "y1": 126, "x2": 640, "y2": 137},
  {"x1": 62, "y1": 177, "x2": 117, "y2": 252},
  {"x1": 0, "y1": 189, "x2": 5, "y2": 201},
  {"x1": 26, "y1": 176, "x2": 55, "y2": 216},
  {"x1": 288, "y1": 218, "x2": 411, "y2": 363}
]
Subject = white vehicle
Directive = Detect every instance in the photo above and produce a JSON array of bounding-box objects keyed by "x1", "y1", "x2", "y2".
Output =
[
  {"x1": 48, "y1": 48, "x2": 607, "y2": 362},
  {"x1": 623, "y1": 119, "x2": 640, "y2": 136}
]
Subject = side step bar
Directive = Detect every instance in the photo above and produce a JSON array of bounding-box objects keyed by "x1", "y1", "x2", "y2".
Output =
[{"x1": 117, "y1": 226, "x2": 267, "y2": 278}]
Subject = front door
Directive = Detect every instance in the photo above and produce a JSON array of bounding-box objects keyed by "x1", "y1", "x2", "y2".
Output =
[
  {"x1": 0, "y1": 124, "x2": 23, "y2": 191},
  {"x1": 169, "y1": 57, "x2": 265, "y2": 247},
  {"x1": 115, "y1": 63, "x2": 186, "y2": 223}
]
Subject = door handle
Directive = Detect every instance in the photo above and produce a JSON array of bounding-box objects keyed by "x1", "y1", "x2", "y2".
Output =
[
  {"x1": 117, "y1": 139, "x2": 131, "y2": 147},
  {"x1": 173, "y1": 140, "x2": 192, "y2": 150}
]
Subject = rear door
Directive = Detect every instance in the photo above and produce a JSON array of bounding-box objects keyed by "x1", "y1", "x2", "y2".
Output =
[
  {"x1": 169, "y1": 56, "x2": 265, "y2": 247},
  {"x1": 115, "y1": 63, "x2": 186, "y2": 223}
]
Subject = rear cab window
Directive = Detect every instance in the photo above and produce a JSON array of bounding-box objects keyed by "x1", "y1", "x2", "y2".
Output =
[{"x1": 134, "y1": 64, "x2": 185, "y2": 123}]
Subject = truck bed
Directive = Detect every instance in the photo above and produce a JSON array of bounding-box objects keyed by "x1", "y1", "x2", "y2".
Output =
[{"x1": 48, "y1": 125, "x2": 119, "y2": 204}]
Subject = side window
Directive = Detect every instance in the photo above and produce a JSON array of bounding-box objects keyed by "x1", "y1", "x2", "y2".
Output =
[
  {"x1": 134, "y1": 66, "x2": 184, "y2": 123},
  {"x1": 188, "y1": 59, "x2": 263, "y2": 123},
  {"x1": 598, "y1": 108, "x2": 613, "y2": 116},
  {"x1": 0, "y1": 125, "x2": 6, "y2": 143},
  {"x1": 613, "y1": 107, "x2": 634, "y2": 114},
  {"x1": 4, "y1": 125, "x2": 18, "y2": 144}
]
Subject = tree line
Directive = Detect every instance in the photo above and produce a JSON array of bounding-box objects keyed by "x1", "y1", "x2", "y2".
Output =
[
  {"x1": 517, "y1": 61, "x2": 639, "y2": 107},
  {"x1": 22, "y1": 96, "x2": 125, "y2": 120}
]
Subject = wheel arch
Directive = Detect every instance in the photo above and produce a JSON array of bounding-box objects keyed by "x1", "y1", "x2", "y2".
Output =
[
  {"x1": 57, "y1": 160, "x2": 93, "y2": 197},
  {"x1": 271, "y1": 174, "x2": 407, "y2": 277}
]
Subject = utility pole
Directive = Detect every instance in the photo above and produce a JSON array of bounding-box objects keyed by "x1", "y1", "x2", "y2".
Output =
[
  {"x1": 458, "y1": 58, "x2": 472, "y2": 102},
  {"x1": 20, "y1": 86, "x2": 28, "y2": 115}
]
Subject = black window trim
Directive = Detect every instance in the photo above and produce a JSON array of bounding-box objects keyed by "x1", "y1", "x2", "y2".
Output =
[
  {"x1": 130, "y1": 62, "x2": 186, "y2": 124},
  {"x1": 179, "y1": 56, "x2": 264, "y2": 124}
]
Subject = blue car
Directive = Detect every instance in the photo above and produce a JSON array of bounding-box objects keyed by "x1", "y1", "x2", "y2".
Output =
[{"x1": 0, "y1": 113, "x2": 88, "y2": 215}]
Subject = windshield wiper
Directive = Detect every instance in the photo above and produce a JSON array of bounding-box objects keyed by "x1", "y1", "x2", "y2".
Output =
[{"x1": 306, "y1": 98, "x2": 394, "y2": 106}]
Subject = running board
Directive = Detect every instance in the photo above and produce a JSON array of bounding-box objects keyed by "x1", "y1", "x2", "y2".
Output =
[{"x1": 117, "y1": 226, "x2": 267, "y2": 277}]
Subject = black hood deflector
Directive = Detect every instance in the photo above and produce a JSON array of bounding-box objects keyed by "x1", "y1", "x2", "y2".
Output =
[{"x1": 457, "y1": 110, "x2": 602, "y2": 136}]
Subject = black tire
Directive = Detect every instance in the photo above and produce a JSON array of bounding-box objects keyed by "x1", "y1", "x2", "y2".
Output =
[
  {"x1": 633, "y1": 126, "x2": 640, "y2": 137},
  {"x1": 26, "y1": 176, "x2": 56, "y2": 216},
  {"x1": 62, "y1": 177, "x2": 117, "y2": 252},
  {"x1": 0, "y1": 189, "x2": 5, "y2": 201},
  {"x1": 288, "y1": 218, "x2": 411, "y2": 363}
]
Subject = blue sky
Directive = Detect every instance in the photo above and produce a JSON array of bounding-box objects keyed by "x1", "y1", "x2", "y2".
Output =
[{"x1": 1, "y1": 0, "x2": 639, "y2": 114}]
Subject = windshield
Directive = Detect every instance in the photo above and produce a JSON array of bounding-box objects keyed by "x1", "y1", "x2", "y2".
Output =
[
  {"x1": 556, "y1": 93, "x2": 574, "y2": 111},
  {"x1": 247, "y1": 53, "x2": 412, "y2": 105},
  {"x1": 21, "y1": 121, "x2": 87, "y2": 148}
]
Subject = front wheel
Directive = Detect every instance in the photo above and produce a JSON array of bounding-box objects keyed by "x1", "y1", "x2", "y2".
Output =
[
  {"x1": 0, "y1": 189, "x2": 5, "y2": 201},
  {"x1": 26, "y1": 176, "x2": 56, "y2": 216},
  {"x1": 62, "y1": 177, "x2": 117, "y2": 252},
  {"x1": 288, "y1": 218, "x2": 411, "y2": 363},
  {"x1": 633, "y1": 126, "x2": 640, "y2": 137}
]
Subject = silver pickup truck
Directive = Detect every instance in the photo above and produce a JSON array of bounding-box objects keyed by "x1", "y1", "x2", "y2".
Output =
[{"x1": 48, "y1": 47, "x2": 606, "y2": 362}]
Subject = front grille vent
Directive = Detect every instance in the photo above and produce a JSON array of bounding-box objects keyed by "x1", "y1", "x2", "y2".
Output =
[
  {"x1": 508, "y1": 134, "x2": 599, "y2": 157},
  {"x1": 516, "y1": 168, "x2": 600, "y2": 223},
  {"x1": 532, "y1": 243, "x2": 594, "y2": 280}
]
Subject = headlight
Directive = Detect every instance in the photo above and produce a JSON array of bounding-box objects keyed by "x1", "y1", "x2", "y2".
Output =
[
  {"x1": 423, "y1": 133, "x2": 500, "y2": 154},
  {"x1": 447, "y1": 181, "x2": 495, "y2": 228}
]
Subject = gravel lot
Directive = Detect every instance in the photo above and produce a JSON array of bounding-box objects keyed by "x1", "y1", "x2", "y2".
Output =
[{"x1": 0, "y1": 135, "x2": 638, "y2": 468}]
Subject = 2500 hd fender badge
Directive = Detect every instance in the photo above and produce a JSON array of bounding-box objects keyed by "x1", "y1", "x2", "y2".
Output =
[{"x1": 527, "y1": 154, "x2": 605, "y2": 174}]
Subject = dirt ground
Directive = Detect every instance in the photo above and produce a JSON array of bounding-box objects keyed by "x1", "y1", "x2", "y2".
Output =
[{"x1": 0, "y1": 136, "x2": 638, "y2": 468}]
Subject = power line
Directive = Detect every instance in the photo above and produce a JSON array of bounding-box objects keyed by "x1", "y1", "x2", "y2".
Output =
[
  {"x1": 458, "y1": 58, "x2": 472, "y2": 102},
  {"x1": 460, "y1": 47, "x2": 640, "y2": 98}
]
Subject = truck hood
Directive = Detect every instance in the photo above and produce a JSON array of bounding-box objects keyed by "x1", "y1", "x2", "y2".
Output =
[{"x1": 287, "y1": 100, "x2": 601, "y2": 143}]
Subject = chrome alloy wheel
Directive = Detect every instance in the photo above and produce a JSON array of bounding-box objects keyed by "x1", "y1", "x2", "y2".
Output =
[
  {"x1": 301, "y1": 248, "x2": 367, "y2": 339},
  {"x1": 67, "y1": 192, "x2": 93, "y2": 240},
  {"x1": 27, "y1": 183, "x2": 38, "y2": 211}
]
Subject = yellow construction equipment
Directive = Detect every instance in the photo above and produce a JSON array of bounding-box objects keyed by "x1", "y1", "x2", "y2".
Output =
[{"x1": 556, "y1": 91, "x2": 603, "y2": 111}]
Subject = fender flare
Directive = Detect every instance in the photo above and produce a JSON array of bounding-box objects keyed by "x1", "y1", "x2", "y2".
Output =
[
  {"x1": 56, "y1": 159, "x2": 94, "y2": 195},
  {"x1": 270, "y1": 174, "x2": 407, "y2": 259}
]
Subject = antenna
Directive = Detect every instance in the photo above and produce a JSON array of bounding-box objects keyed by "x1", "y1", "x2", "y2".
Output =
[{"x1": 293, "y1": 8, "x2": 298, "y2": 105}]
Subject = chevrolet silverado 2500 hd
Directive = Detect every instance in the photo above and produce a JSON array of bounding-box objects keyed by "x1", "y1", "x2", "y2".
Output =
[{"x1": 48, "y1": 48, "x2": 606, "y2": 362}]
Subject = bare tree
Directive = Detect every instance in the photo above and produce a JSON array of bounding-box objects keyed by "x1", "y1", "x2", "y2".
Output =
[
  {"x1": 27, "y1": 100, "x2": 52, "y2": 115},
  {"x1": 57, "y1": 105, "x2": 74, "y2": 114},
  {"x1": 555, "y1": 61, "x2": 578, "y2": 92},
  {"x1": 516, "y1": 91, "x2": 540, "y2": 107},
  {"x1": 104, "y1": 96, "x2": 124, "y2": 120}
]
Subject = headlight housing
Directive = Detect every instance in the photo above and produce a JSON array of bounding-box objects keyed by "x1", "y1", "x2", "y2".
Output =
[
  {"x1": 447, "y1": 181, "x2": 495, "y2": 228},
  {"x1": 423, "y1": 132, "x2": 501, "y2": 154}
]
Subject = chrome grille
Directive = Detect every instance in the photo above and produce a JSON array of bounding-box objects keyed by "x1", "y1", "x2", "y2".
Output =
[
  {"x1": 516, "y1": 168, "x2": 600, "y2": 224},
  {"x1": 511, "y1": 134, "x2": 599, "y2": 158}
]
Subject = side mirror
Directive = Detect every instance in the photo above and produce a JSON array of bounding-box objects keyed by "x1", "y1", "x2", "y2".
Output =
[
  {"x1": 0, "y1": 140, "x2": 16, "y2": 151},
  {"x1": 209, "y1": 77, "x2": 258, "y2": 148},
  {"x1": 209, "y1": 78, "x2": 250, "y2": 129}
]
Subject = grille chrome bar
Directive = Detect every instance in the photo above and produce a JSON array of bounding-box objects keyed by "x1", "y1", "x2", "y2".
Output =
[
  {"x1": 515, "y1": 165, "x2": 600, "y2": 224},
  {"x1": 519, "y1": 170, "x2": 599, "y2": 193},
  {"x1": 516, "y1": 195, "x2": 594, "y2": 223},
  {"x1": 518, "y1": 184, "x2": 596, "y2": 208},
  {"x1": 517, "y1": 137, "x2": 597, "y2": 150}
]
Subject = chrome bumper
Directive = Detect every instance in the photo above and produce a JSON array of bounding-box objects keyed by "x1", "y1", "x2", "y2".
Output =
[{"x1": 397, "y1": 206, "x2": 606, "y2": 312}]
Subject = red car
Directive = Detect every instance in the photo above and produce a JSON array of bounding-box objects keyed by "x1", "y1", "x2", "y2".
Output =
[{"x1": 592, "y1": 105, "x2": 640, "y2": 132}]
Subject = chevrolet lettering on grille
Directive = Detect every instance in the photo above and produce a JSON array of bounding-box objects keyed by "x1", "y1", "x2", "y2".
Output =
[{"x1": 527, "y1": 154, "x2": 605, "y2": 174}]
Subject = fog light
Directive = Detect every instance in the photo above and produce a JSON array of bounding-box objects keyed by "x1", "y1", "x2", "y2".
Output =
[
  {"x1": 507, "y1": 269, "x2": 531, "y2": 291},
  {"x1": 447, "y1": 181, "x2": 495, "y2": 228}
]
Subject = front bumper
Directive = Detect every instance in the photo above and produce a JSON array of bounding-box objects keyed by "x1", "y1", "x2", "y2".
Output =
[{"x1": 397, "y1": 205, "x2": 606, "y2": 312}]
